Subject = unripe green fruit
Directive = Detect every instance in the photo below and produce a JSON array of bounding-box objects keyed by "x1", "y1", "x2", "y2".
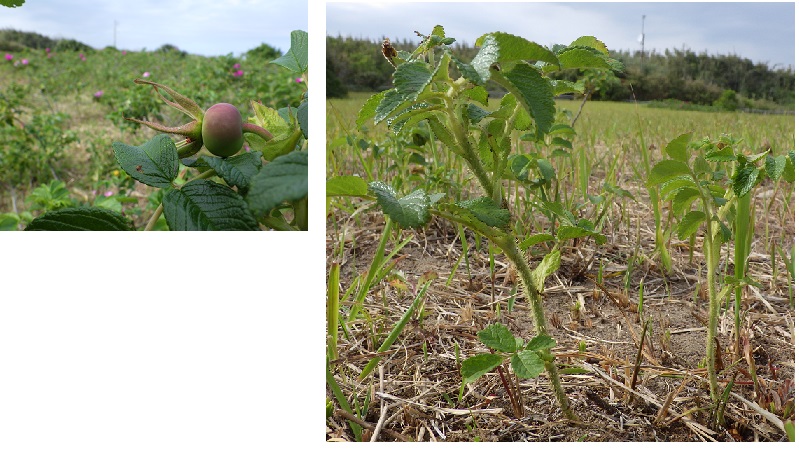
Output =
[{"x1": 202, "y1": 103, "x2": 244, "y2": 157}]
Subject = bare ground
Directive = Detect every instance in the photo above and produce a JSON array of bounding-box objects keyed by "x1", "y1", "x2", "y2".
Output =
[{"x1": 326, "y1": 175, "x2": 795, "y2": 442}]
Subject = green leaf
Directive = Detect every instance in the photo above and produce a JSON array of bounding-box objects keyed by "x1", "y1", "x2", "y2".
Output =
[
  {"x1": 326, "y1": 175, "x2": 368, "y2": 197},
  {"x1": 461, "y1": 353, "x2": 504, "y2": 384},
  {"x1": 162, "y1": 180, "x2": 258, "y2": 231},
  {"x1": 199, "y1": 153, "x2": 262, "y2": 190},
  {"x1": 554, "y1": 48, "x2": 611, "y2": 70},
  {"x1": 491, "y1": 63, "x2": 555, "y2": 139},
  {"x1": 677, "y1": 210, "x2": 706, "y2": 240},
  {"x1": 477, "y1": 323, "x2": 518, "y2": 353},
  {"x1": 297, "y1": 98, "x2": 308, "y2": 139},
  {"x1": 705, "y1": 145, "x2": 737, "y2": 162},
  {"x1": 356, "y1": 91, "x2": 385, "y2": 128},
  {"x1": 671, "y1": 186, "x2": 701, "y2": 216},
  {"x1": 733, "y1": 163, "x2": 759, "y2": 197},
  {"x1": 526, "y1": 334, "x2": 557, "y2": 351},
  {"x1": 0, "y1": 1, "x2": 26, "y2": 7},
  {"x1": 531, "y1": 249, "x2": 560, "y2": 292},
  {"x1": 0, "y1": 213, "x2": 20, "y2": 231},
  {"x1": 457, "y1": 197, "x2": 510, "y2": 229},
  {"x1": 765, "y1": 154, "x2": 786, "y2": 181},
  {"x1": 647, "y1": 160, "x2": 692, "y2": 187},
  {"x1": 112, "y1": 134, "x2": 179, "y2": 188},
  {"x1": 25, "y1": 207, "x2": 134, "y2": 231},
  {"x1": 454, "y1": 59, "x2": 482, "y2": 85},
  {"x1": 568, "y1": 36, "x2": 609, "y2": 55},
  {"x1": 784, "y1": 151, "x2": 795, "y2": 183},
  {"x1": 664, "y1": 132, "x2": 692, "y2": 163},
  {"x1": 247, "y1": 151, "x2": 308, "y2": 215},
  {"x1": 472, "y1": 32, "x2": 559, "y2": 82},
  {"x1": 511, "y1": 350, "x2": 545, "y2": 379},
  {"x1": 519, "y1": 233, "x2": 555, "y2": 250},
  {"x1": 270, "y1": 30, "x2": 307, "y2": 73},
  {"x1": 368, "y1": 182, "x2": 431, "y2": 229},
  {"x1": 393, "y1": 61, "x2": 434, "y2": 101},
  {"x1": 374, "y1": 89, "x2": 406, "y2": 125}
]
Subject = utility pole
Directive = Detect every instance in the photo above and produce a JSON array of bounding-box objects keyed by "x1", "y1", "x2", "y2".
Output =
[
  {"x1": 114, "y1": 20, "x2": 118, "y2": 48},
  {"x1": 640, "y1": 15, "x2": 646, "y2": 71}
]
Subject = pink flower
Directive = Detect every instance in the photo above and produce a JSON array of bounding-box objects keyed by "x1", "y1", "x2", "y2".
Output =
[
  {"x1": 295, "y1": 77, "x2": 303, "y2": 83},
  {"x1": 233, "y1": 70, "x2": 243, "y2": 77},
  {"x1": 79, "y1": 53, "x2": 86, "y2": 61},
  {"x1": 21, "y1": 59, "x2": 28, "y2": 65},
  {"x1": 121, "y1": 50, "x2": 127, "y2": 55},
  {"x1": 45, "y1": 48, "x2": 50, "y2": 53},
  {"x1": 104, "y1": 190, "x2": 114, "y2": 197},
  {"x1": 4, "y1": 54, "x2": 12, "y2": 61},
  {"x1": 142, "y1": 72, "x2": 150, "y2": 78},
  {"x1": 233, "y1": 63, "x2": 240, "y2": 69},
  {"x1": 94, "y1": 90, "x2": 103, "y2": 98}
]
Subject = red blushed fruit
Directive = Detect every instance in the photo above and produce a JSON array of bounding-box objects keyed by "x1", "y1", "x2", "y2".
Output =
[{"x1": 202, "y1": 103, "x2": 244, "y2": 157}]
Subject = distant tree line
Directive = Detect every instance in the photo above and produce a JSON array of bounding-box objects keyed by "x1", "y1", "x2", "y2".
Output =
[
  {"x1": 326, "y1": 35, "x2": 794, "y2": 108},
  {"x1": 0, "y1": 29, "x2": 283, "y2": 60}
]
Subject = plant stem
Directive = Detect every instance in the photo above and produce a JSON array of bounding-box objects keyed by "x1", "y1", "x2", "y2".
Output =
[
  {"x1": 498, "y1": 236, "x2": 576, "y2": 420},
  {"x1": 144, "y1": 203, "x2": 164, "y2": 231}
]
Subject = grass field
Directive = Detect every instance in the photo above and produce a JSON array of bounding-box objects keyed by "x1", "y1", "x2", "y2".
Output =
[{"x1": 326, "y1": 92, "x2": 795, "y2": 442}]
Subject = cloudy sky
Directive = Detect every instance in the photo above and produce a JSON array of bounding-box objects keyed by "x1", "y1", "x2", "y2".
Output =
[
  {"x1": 0, "y1": 0, "x2": 308, "y2": 56},
  {"x1": 327, "y1": 1, "x2": 796, "y2": 69}
]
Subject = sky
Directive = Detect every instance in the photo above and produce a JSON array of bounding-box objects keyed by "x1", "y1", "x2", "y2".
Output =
[
  {"x1": 0, "y1": 0, "x2": 308, "y2": 56},
  {"x1": 327, "y1": 1, "x2": 796, "y2": 69}
]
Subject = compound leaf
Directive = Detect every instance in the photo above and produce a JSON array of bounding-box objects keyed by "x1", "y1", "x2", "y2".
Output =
[{"x1": 199, "y1": 152, "x2": 262, "y2": 190}]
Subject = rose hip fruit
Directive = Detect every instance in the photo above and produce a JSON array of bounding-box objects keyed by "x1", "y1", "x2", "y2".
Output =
[{"x1": 202, "y1": 103, "x2": 244, "y2": 157}]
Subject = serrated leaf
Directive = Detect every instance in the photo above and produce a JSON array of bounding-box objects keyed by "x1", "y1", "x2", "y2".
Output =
[
  {"x1": 765, "y1": 154, "x2": 786, "y2": 181},
  {"x1": 671, "y1": 186, "x2": 701, "y2": 216},
  {"x1": 569, "y1": 36, "x2": 609, "y2": 55},
  {"x1": 531, "y1": 250, "x2": 560, "y2": 293},
  {"x1": 326, "y1": 175, "x2": 368, "y2": 197},
  {"x1": 454, "y1": 59, "x2": 483, "y2": 85},
  {"x1": 526, "y1": 334, "x2": 557, "y2": 352},
  {"x1": 477, "y1": 323, "x2": 518, "y2": 353},
  {"x1": 112, "y1": 134, "x2": 179, "y2": 188},
  {"x1": 461, "y1": 353, "x2": 504, "y2": 384},
  {"x1": 733, "y1": 163, "x2": 759, "y2": 197},
  {"x1": 457, "y1": 197, "x2": 510, "y2": 228},
  {"x1": 553, "y1": 48, "x2": 611, "y2": 71},
  {"x1": 374, "y1": 89, "x2": 406, "y2": 125},
  {"x1": 25, "y1": 207, "x2": 134, "y2": 231},
  {"x1": 472, "y1": 32, "x2": 559, "y2": 82},
  {"x1": 557, "y1": 225, "x2": 595, "y2": 241},
  {"x1": 491, "y1": 63, "x2": 555, "y2": 139},
  {"x1": 647, "y1": 160, "x2": 692, "y2": 187},
  {"x1": 677, "y1": 210, "x2": 706, "y2": 240},
  {"x1": 394, "y1": 61, "x2": 434, "y2": 101},
  {"x1": 664, "y1": 132, "x2": 692, "y2": 163},
  {"x1": 705, "y1": 145, "x2": 736, "y2": 162},
  {"x1": 270, "y1": 30, "x2": 307, "y2": 73},
  {"x1": 511, "y1": 350, "x2": 545, "y2": 379},
  {"x1": 162, "y1": 180, "x2": 258, "y2": 231},
  {"x1": 247, "y1": 151, "x2": 308, "y2": 215},
  {"x1": 199, "y1": 153, "x2": 262, "y2": 190},
  {"x1": 368, "y1": 181, "x2": 431, "y2": 229},
  {"x1": 356, "y1": 91, "x2": 385, "y2": 128}
]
